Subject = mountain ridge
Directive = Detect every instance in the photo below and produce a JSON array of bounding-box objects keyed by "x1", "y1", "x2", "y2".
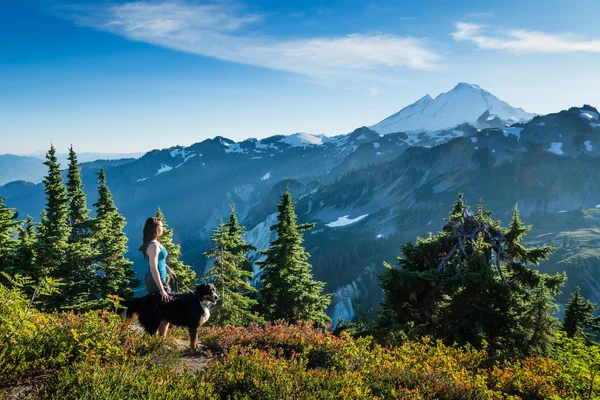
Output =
[{"x1": 2, "y1": 90, "x2": 598, "y2": 325}]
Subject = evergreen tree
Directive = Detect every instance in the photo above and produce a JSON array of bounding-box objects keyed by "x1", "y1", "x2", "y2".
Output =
[
  {"x1": 9, "y1": 216, "x2": 37, "y2": 276},
  {"x1": 36, "y1": 145, "x2": 71, "y2": 281},
  {"x1": 522, "y1": 278, "x2": 560, "y2": 356},
  {"x1": 61, "y1": 146, "x2": 99, "y2": 310},
  {"x1": 449, "y1": 192, "x2": 468, "y2": 221},
  {"x1": 0, "y1": 196, "x2": 19, "y2": 272},
  {"x1": 258, "y1": 188, "x2": 330, "y2": 327},
  {"x1": 378, "y1": 195, "x2": 564, "y2": 355},
  {"x1": 155, "y1": 207, "x2": 196, "y2": 287},
  {"x1": 66, "y1": 146, "x2": 91, "y2": 237},
  {"x1": 204, "y1": 221, "x2": 257, "y2": 326},
  {"x1": 204, "y1": 206, "x2": 258, "y2": 326},
  {"x1": 224, "y1": 206, "x2": 256, "y2": 276},
  {"x1": 436, "y1": 233, "x2": 517, "y2": 350},
  {"x1": 563, "y1": 287, "x2": 600, "y2": 340},
  {"x1": 475, "y1": 197, "x2": 493, "y2": 220},
  {"x1": 93, "y1": 169, "x2": 138, "y2": 300}
]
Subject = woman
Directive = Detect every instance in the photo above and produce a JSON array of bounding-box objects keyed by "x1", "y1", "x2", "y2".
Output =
[{"x1": 141, "y1": 216, "x2": 177, "y2": 337}]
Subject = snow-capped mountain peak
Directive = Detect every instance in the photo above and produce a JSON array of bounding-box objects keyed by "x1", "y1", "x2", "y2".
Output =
[
  {"x1": 415, "y1": 94, "x2": 433, "y2": 104},
  {"x1": 370, "y1": 82, "x2": 536, "y2": 134},
  {"x1": 278, "y1": 132, "x2": 331, "y2": 147},
  {"x1": 454, "y1": 82, "x2": 481, "y2": 90},
  {"x1": 475, "y1": 110, "x2": 508, "y2": 129}
]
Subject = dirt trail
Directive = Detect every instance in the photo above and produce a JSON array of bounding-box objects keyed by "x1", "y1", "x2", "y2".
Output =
[
  {"x1": 172, "y1": 338, "x2": 213, "y2": 373},
  {"x1": 131, "y1": 322, "x2": 213, "y2": 373}
]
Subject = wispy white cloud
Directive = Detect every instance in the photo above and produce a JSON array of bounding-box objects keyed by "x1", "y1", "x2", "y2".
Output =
[
  {"x1": 59, "y1": 1, "x2": 441, "y2": 79},
  {"x1": 452, "y1": 22, "x2": 600, "y2": 54}
]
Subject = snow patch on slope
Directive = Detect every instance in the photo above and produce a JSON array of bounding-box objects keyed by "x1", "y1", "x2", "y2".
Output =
[
  {"x1": 279, "y1": 132, "x2": 330, "y2": 147},
  {"x1": 580, "y1": 110, "x2": 599, "y2": 120},
  {"x1": 549, "y1": 142, "x2": 564, "y2": 155},
  {"x1": 326, "y1": 214, "x2": 368, "y2": 227},
  {"x1": 503, "y1": 127, "x2": 523, "y2": 141},
  {"x1": 224, "y1": 143, "x2": 248, "y2": 154},
  {"x1": 156, "y1": 164, "x2": 172, "y2": 175},
  {"x1": 170, "y1": 148, "x2": 193, "y2": 158},
  {"x1": 175, "y1": 154, "x2": 196, "y2": 168}
]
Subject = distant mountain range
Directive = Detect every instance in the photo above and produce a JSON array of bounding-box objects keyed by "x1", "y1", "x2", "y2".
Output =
[
  {"x1": 3, "y1": 83, "x2": 599, "y2": 325},
  {"x1": 26, "y1": 151, "x2": 146, "y2": 166},
  {"x1": 0, "y1": 154, "x2": 47, "y2": 187},
  {"x1": 0, "y1": 151, "x2": 144, "y2": 186}
]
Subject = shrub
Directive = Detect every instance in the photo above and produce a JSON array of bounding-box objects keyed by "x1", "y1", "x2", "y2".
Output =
[
  {"x1": 198, "y1": 321, "x2": 374, "y2": 371},
  {"x1": 41, "y1": 361, "x2": 215, "y2": 399},
  {"x1": 204, "y1": 346, "x2": 372, "y2": 399},
  {"x1": 2, "y1": 280, "x2": 598, "y2": 399},
  {"x1": 548, "y1": 331, "x2": 600, "y2": 398},
  {"x1": 0, "y1": 281, "x2": 174, "y2": 387}
]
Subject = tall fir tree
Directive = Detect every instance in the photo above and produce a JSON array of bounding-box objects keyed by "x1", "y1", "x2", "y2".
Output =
[
  {"x1": 9, "y1": 216, "x2": 37, "y2": 276},
  {"x1": 154, "y1": 207, "x2": 196, "y2": 287},
  {"x1": 563, "y1": 286, "x2": 600, "y2": 341},
  {"x1": 258, "y1": 188, "x2": 330, "y2": 327},
  {"x1": 66, "y1": 146, "x2": 91, "y2": 236},
  {"x1": 93, "y1": 169, "x2": 138, "y2": 300},
  {"x1": 378, "y1": 196, "x2": 564, "y2": 355},
  {"x1": 0, "y1": 196, "x2": 19, "y2": 272},
  {"x1": 36, "y1": 145, "x2": 71, "y2": 283},
  {"x1": 224, "y1": 206, "x2": 256, "y2": 276},
  {"x1": 521, "y1": 278, "x2": 560, "y2": 356},
  {"x1": 204, "y1": 206, "x2": 258, "y2": 326},
  {"x1": 62, "y1": 146, "x2": 100, "y2": 310}
]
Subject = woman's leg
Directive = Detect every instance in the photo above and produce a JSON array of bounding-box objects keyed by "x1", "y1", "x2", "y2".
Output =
[
  {"x1": 158, "y1": 279, "x2": 171, "y2": 337},
  {"x1": 158, "y1": 321, "x2": 170, "y2": 337}
]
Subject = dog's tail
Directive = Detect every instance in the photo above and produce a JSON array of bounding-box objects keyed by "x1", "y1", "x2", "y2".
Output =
[{"x1": 118, "y1": 298, "x2": 139, "y2": 319}]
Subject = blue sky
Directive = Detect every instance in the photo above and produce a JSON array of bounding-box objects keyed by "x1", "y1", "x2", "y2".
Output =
[{"x1": 2, "y1": 0, "x2": 600, "y2": 154}]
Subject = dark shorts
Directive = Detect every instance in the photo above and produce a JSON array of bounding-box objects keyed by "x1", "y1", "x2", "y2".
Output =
[{"x1": 144, "y1": 272, "x2": 171, "y2": 294}]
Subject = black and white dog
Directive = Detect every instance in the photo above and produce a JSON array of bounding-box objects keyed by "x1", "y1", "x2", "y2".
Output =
[{"x1": 121, "y1": 283, "x2": 218, "y2": 352}]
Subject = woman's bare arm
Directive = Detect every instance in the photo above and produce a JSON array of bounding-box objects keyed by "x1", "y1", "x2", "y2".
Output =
[
  {"x1": 166, "y1": 264, "x2": 176, "y2": 277},
  {"x1": 147, "y1": 243, "x2": 172, "y2": 302}
]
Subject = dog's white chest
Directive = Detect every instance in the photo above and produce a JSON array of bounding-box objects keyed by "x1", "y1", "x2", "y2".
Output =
[{"x1": 200, "y1": 301, "x2": 210, "y2": 324}]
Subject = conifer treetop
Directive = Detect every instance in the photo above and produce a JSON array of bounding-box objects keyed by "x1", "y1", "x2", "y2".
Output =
[
  {"x1": 66, "y1": 145, "x2": 90, "y2": 227},
  {"x1": 93, "y1": 169, "x2": 118, "y2": 219}
]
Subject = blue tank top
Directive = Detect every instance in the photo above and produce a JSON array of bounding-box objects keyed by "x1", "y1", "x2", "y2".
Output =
[{"x1": 147, "y1": 241, "x2": 168, "y2": 280}]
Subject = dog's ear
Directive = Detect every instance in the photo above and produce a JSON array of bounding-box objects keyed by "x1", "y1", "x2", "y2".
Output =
[{"x1": 195, "y1": 283, "x2": 210, "y2": 295}]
